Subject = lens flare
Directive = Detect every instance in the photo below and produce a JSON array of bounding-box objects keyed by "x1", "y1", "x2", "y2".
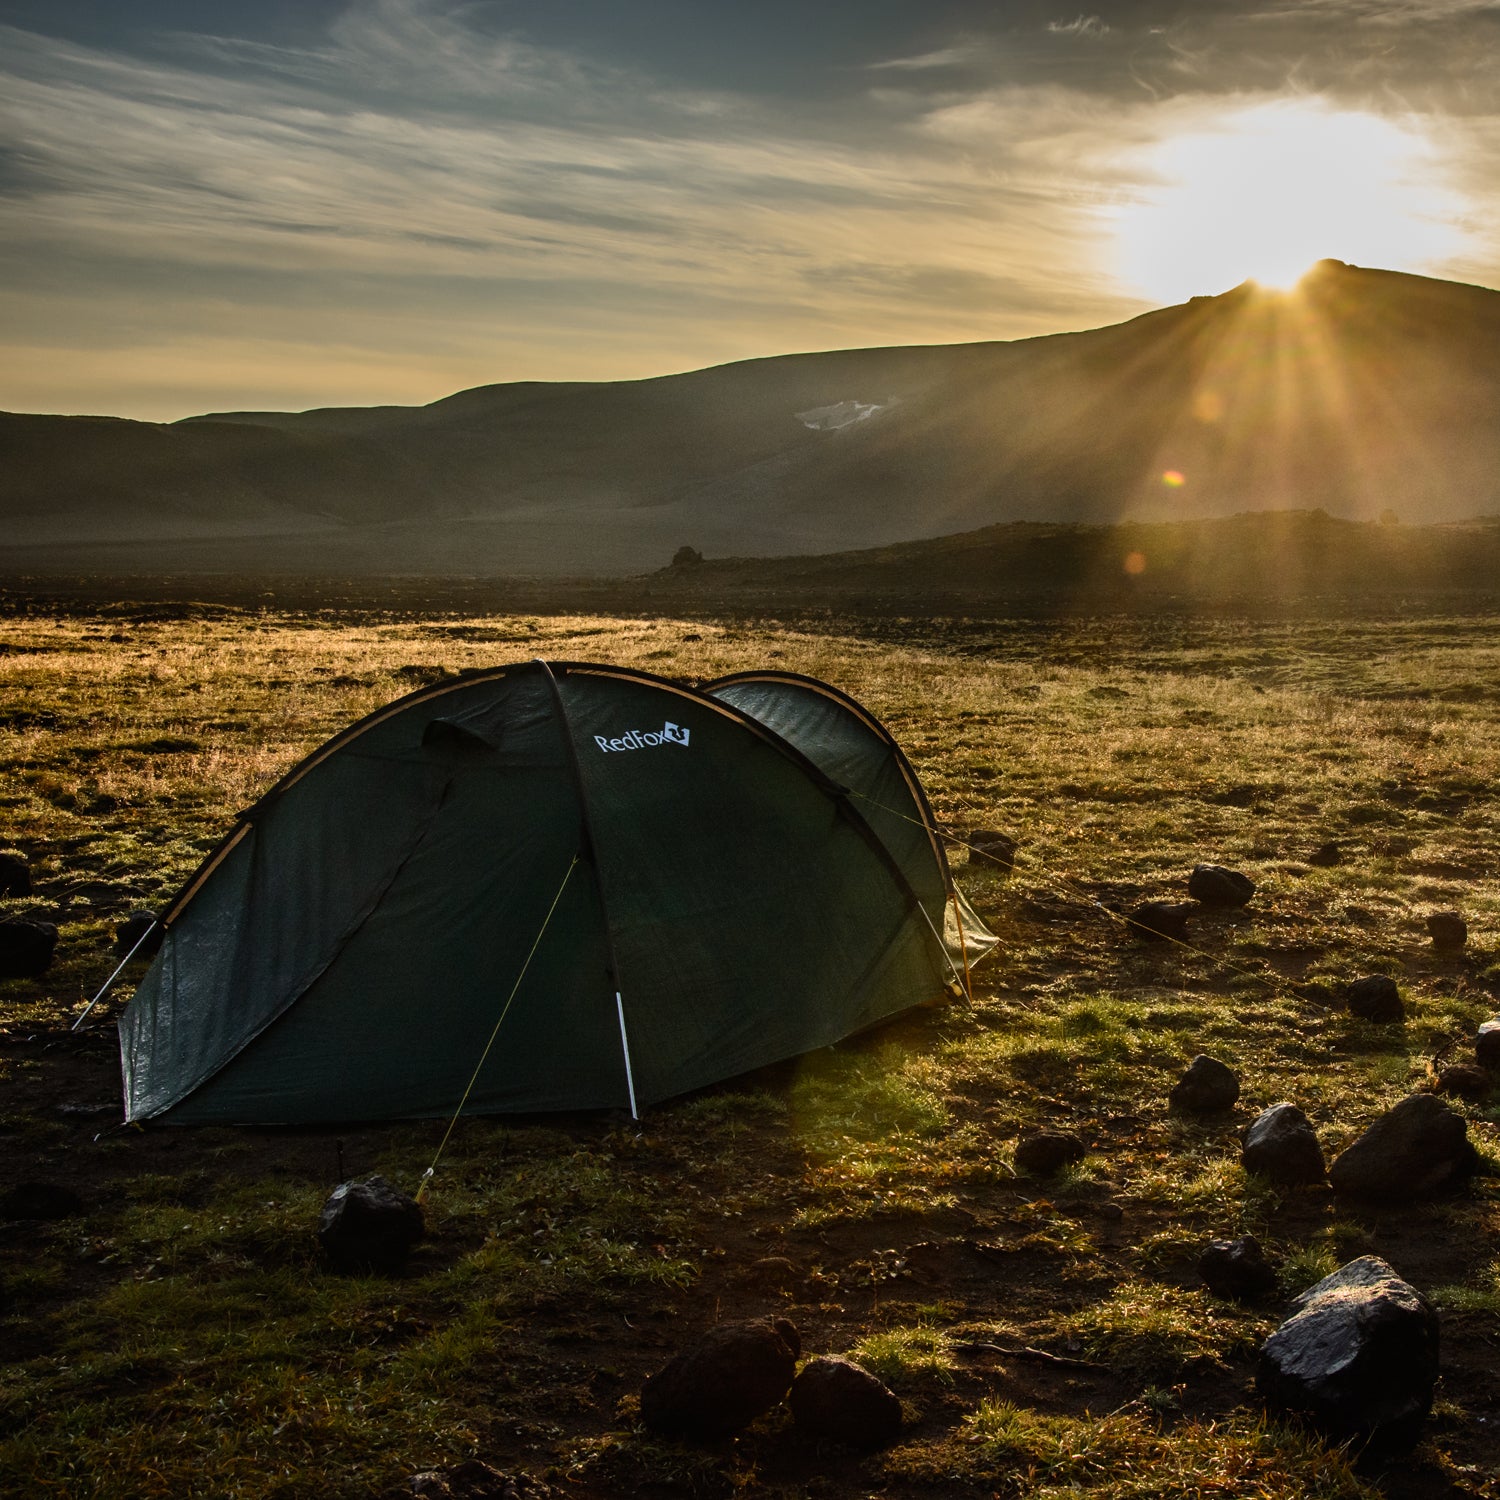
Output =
[{"x1": 1162, "y1": 470, "x2": 1186, "y2": 487}]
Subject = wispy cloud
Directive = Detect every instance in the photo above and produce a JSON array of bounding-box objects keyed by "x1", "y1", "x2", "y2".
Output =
[{"x1": 0, "y1": 0, "x2": 1497, "y2": 419}]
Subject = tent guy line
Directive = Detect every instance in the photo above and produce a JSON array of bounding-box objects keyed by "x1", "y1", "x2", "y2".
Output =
[{"x1": 417, "y1": 854, "x2": 580, "y2": 1203}]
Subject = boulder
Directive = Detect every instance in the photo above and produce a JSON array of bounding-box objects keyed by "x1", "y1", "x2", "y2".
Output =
[
  {"x1": 1, "y1": 1181, "x2": 85, "y2": 1221},
  {"x1": 1199, "y1": 1235, "x2": 1278, "y2": 1301},
  {"x1": 1188, "y1": 864, "x2": 1256, "y2": 907},
  {"x1": 1346, "y1": 975, "x2": 1403, "y2": 1023},
  {"x1": 1242, "y1": 1103, "x2": 1326, "y2": 1185},
  {"x1": 1257, "y1": 1255, "x2": 1438, "y2": 1450},
  {"x1": 967, "y1": 830, "x2": 1017, "y2": 872},
  {"x1": 0, "y1": 917, "x2": 57, "y2": 979},
  {"x1": 113, "y1": 911, "x2": 163, "y2": 960},
  {"x1": 1425, "y1": 910, "x2": 1468, "y2": 952},
  {"x1": 640, "y1": 1317, "x2": 801, "y2": 1441},
  {"x1": 1128, "y1": 901, "x2": 1193, "y2": 942},
  {"x1": 1477, "y1": 1019, "x2": 1500, "y2": 1071},
  {"x1": 1013, "y1": 1129, "x2": 1086, "y2": 1177},
  {"x1": 317, "y1": 1175, "x2": 424, "y2": 1273},
  {"x1": 1168, "y1": 1054, "x2": 1240, "y2": 1113},
  {"x1": 789, "y1": 1355, "x2": 902, "y2": 1448},
  {"x1": 0, "y1": 851, "x2": 30, "y2": 898},
  {"x1": 1329, "y1": 1094, "x2": 1478, "y2": 1202}
]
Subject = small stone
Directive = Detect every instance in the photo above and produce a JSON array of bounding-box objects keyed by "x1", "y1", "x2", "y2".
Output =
[
  {"x1": 1242, "y1": 1103, "x2": 1326, "y2": 1185},
  {"x1": 1169, "y1": 1054, "x2": 1240, "y2": 1113},
  {"x1": 317, "y1": 1175, "x2": 424, "y2": 1273},
  {"x1": 0, "y1": 851, "x2": 30, "y2": 898},
  {"x1": 641, "y1": 1317, "x2": 801, "y2": 1441},
  {"x1": 1308, "y1": 841, "x2": 1343, "y2": 867},
  {"x1": 1329, "y1": 1094, "x2": 1479, "y2": 1202},
  {"x1": 1199, "y1": 1235, "x2": 1278, "y2": 1301},
  {"x1": 0, "y1": 1181, "x2": 85, "y2": 1221},
  {"x1": 113, "y1": 911, "x2": 163, "y2": 960},
  {"x1": 1257, "y1": 1256, "x2": 1438, "y2": 1451},
  {"x1": 789, "y1": 1355, "x2": 903, "y2": 1448},
  {"x1": 735, "y1": 1255, "x2": 800, "y2": 1291},
  {"x1": 1426, "y1": 910, "x2": 1467, "y2": 951},
  {"x1": 1346, "y1": 975, "x2": 1404, "y2": 1022},
  {"x1": 1432, "y1": 1063, "x2": 1490, "y2": 1099},
  {"x1": 1013, "y1": 1129, "x2": 1086, "y2": 1177},
  {"x1": 967, "y1": 830, "x2": 1018, "y2": 872},
  {"x1": 0, "y1": 917, "x2": 58, "y2": 979},
  {"x1": 1477, "y1": 1019, "x2": 1500, "y2": 1071},
  {"x1": 1188, "y1": 864, "x2": 1256, "y2": 907},
  {"x1": 1128, "y1": 901, "x2": 1193, "y2": 942}
]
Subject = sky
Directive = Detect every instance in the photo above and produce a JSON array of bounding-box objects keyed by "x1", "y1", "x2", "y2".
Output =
[{"x1": 3, "y1": 0, "x2": 1499, "y2": 421}]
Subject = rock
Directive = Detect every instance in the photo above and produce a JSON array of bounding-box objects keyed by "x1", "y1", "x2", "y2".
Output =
[
  {"x1": 1257, "y1": 1255, "x2": 1438, "y2": 1450},
  {"x1": 0, "y1": 1181, "x2": 85, "y2": 1221},
  {"x1": 734, "y1": 1255, "x2": 800, "y2": 1291},
  {"x1": 1188, "y1": 864, "x2": 1256, "y2": 907},
  {"x1": 317, "y1": 1175, "x2": 424, "y2": 1273},
  {"x1": 1329, "y1": 1094, "x2": 1479, "y2": 1202},
  {"x1": 967, "y1": 829, "x2": 1018, "y2": 872},
  {"x1": 1199, "y1": 1235, "x2": 1278, "y2": 1301},
  {"x1": 1308, "y1": 841, "x2": 1343, "y2": 867},
  {"x1": 0, "y1": 851, "x2": 30, "y2": 898},
  {"x1": 113, "y1": 911, "x2": 163, "y2": 960},
  {"x1": 1346, "y1": 975, "x2": 1404, "y2": 1022},
  {"x1": 671, "y1": 545, "x2": 704, "y2": 569},
  {"x1": 1431, "y1": 1063, "x2": 1490, "y2": 1099},
  {"x1": 789, "y1": 1355, "x2": 902, "y2": 1448},
  {"x1": 1013, "y1": 1129, "x2": 1086, "y2": 1177},
  {"x1": 1426, "y1": 910, "x2": 1468, "y2": 951},
  {"x1": 1168, "y1": 1054, "x2": 1240, "y2": 1113},
  {"x1": 1128, "y1": 901, "x2": 1193, "y2": 942},
  {"x1": 640, "y1": 1317, "x2": 801, "y2": 1441},
  {"x1": 1242, "y1": 1103, "x2": 1326, "y2": 1185},
  {"x1": 0, "y1": 917, "x2": 58, "y2": 979},
  {"x1": 1477, "y1": 1019, "x2": 1500, "y2": 1070}
]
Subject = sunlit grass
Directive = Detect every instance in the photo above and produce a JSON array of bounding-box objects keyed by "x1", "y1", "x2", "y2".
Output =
[{"x1": 4, "y1": 604, "x2": 1500, "y2": 1495}]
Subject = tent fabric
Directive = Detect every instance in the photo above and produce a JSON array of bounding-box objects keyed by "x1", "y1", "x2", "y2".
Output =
[{"x1": 119, "y1": 661, "x2": 997, "y2": 1125}]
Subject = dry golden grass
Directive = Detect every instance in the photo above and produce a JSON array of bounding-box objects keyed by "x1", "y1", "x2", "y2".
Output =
[{"x1": 1, "y1": 600, "x2": 1499, "y2": 1498}]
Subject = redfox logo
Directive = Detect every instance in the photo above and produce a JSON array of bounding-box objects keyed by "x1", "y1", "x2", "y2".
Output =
[{"x1": 594, "y1": 721, "x2": 692, "y2": 753}]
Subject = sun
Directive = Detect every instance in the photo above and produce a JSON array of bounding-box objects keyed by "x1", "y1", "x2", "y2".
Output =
[{"x1": 1112, "y1": 99, "x2": 1466, "y2": 304}]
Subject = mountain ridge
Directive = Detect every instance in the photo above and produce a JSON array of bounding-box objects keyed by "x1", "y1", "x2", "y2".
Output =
[{"x1": 4, "y1": 260, "x2": 1499, "y2": 575}]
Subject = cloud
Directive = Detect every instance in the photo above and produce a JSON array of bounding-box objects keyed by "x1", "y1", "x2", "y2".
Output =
[{"x1": 1, "y1": 0, "x2": 1498, "y2": 419}]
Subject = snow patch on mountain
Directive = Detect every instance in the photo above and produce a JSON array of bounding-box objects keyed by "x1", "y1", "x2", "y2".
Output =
[{"x1": 796, "y1": 399, "x2": 894, "y2": 431}]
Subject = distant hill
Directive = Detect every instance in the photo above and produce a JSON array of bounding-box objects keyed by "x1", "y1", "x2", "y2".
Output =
[
  {"x1": 647, "y1": 510, "x2": 1500, "y2": 612},
  {"x1": 4, "y1": 260, "x2": 1500, "y2": 576}
]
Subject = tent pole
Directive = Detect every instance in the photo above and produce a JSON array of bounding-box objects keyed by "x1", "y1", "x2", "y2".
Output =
[
  {"x1": 535, "y1": 660, "x2": 641, "y2": 1120},
  {"x1": 614, "y1": 992, "x2": 639, "y2": 1120}
]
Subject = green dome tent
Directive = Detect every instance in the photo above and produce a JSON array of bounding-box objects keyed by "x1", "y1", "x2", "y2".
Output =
[{"x1": 119, "y1": 662, "x2": 996, "y2": 1125}]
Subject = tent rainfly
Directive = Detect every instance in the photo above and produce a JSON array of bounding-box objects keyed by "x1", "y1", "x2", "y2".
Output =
[{"x1": 119, "y1": 662, "x2": 997, "y2": 1124}]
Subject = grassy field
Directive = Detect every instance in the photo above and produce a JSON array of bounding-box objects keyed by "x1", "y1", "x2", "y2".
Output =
[{"x1": 1, "y1": 597, "x2": 1499, "y2": 1499}]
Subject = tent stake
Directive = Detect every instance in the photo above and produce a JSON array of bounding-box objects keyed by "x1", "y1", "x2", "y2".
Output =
[
  {"x1": 615, "y1": 992, "x2": 639, "y2": 1120},
  {"x1": 72, "y1": 918, "x2": 159, "y2": 1032}
]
